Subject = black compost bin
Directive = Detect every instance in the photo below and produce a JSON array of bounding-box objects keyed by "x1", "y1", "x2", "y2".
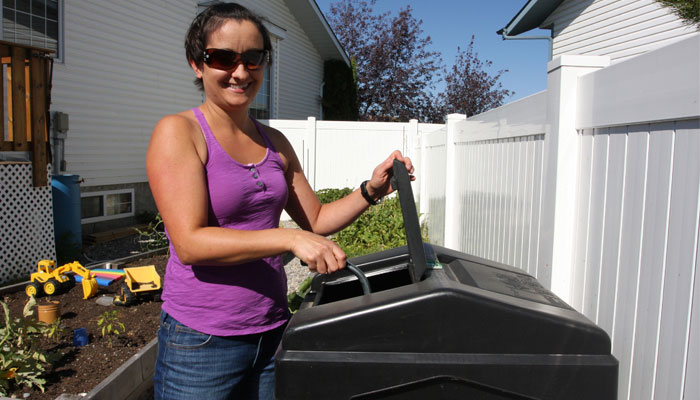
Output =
[{"x1": 275, "y1": 161, "x2": 618, "y2": 400}]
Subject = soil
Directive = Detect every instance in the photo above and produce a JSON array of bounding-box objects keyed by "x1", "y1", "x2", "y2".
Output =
[{"x1": 2, "y1": 249, "x2": 167, "y2": 399}]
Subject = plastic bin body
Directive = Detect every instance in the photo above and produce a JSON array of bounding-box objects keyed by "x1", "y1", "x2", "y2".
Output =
[
  {"x1": 276, "y1": 245, "x2": 618, "y2": 399},
  {"x1": 51, "y1": 174, "x2": 82, "y2": 249}
]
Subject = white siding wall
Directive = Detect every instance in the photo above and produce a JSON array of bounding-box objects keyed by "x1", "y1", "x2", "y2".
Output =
[
  {"x1": 53, "y1": 0, "x2": 202, "y2": 187},
  {"x1": 243, "y1": 0, "x2": 324, "y2": 119},
  {"x1": 543, "y1": 0, "x2": 698, "y2": 63},
  {"x1": 56, "y1": 0, "x2": 329, "y2": 188}
]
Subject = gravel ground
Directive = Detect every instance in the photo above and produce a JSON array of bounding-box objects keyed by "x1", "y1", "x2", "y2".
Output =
[{"x1": 81, "y1": 220, "x2": 313, "y2": 295}]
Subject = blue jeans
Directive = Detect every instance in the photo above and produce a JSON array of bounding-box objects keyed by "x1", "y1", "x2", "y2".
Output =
[{"x1": 153, "y1": 311, "x2": 286, "y2": 400}]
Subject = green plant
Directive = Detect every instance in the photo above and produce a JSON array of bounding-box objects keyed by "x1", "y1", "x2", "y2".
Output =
[
  {"x1": 135, "y1": 213, "x2": 169, "y2": 252},
  {"x1": 41, "y1": 318, "x2": 66, "y2": 344},
  {"x1": 315, "y1": 187, "x2": 354, "y2": 204},
  {"x1": 334, "y1": 195, "x2": 427, "y2": 258},
  {"x1": 657, "y1": 0, "x2": 700, "y2": 28},
  {"x1": 312, "y1": 187, "x2": 428, "y2": 258},
  {"x1": 96, "y1": 310, "x2": 125, "y2": 348},
  {"x1": 0, "y1": 297, "x2": 56, "y2": 395}
]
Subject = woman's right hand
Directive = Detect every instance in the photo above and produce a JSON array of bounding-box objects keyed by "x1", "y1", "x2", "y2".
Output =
[{"x1": 290, "y1": 230, "x2": 346, "y2": 274}]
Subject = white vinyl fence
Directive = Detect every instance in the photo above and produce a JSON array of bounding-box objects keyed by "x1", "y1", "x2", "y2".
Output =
[
  {"x1": 414, "y1": 35, "x2": 699, "y2": 400},
  {"x1": 268, "y1": 34, "x2": 699, "y2": 400},
  {"x1": 263, "y1": 119, "x2": 442, "y2": 192}
]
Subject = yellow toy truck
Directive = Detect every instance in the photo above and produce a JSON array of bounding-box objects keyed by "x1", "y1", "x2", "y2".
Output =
[
  {"x1": 26, "y1": 260, "x2": 98, "y2": 299},
  {"x1": 113, "y1": 265, "x2": 162, "y2": 306}
]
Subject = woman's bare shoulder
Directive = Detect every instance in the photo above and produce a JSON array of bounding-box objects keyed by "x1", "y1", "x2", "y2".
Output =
[{"x1": 154, "y1": 110, "x2": 200, "y2": 138}]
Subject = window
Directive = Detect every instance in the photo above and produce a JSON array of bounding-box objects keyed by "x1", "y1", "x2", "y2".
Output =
[
  {"x1": 1, "y1": 0, "x2": 62, "y2": 59},
  {"x1": 81, "y1": 189, "x2": 134, "y2": 223},
  {"x1": 250, "y1": 64, "x2": 271, "y2": 119}
]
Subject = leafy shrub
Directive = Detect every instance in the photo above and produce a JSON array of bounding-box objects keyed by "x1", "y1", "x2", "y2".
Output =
[
  {"x1": 314, "y1": 187, "x2": 427, "y2": 259},
  {"x1": 135, "y1": 213, "x2": 169, "y2": 252},
  {"x1": 315, "y1": 187, "x2": 354, "y2": 204},
  {"x1": 334, "y1": 195, "x2": 411, "y2": 258},
  {"x1": 0, "y1": 297, "x2": 57, "y2": 395}
]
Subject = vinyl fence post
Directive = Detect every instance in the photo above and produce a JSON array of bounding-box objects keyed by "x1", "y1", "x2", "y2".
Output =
[
  {"x1": 538, "y1": 55, "x2": 609, "y2": 302},
  {"x1": 407, "y1": 119, "x2": 419, "y2": 203},
  {"x1": 418, "y1": 127, "x2": 431, "y2": 224},
  {"x1": 306, "y1": 116, "x2": 317, "y2": 191},
  {"x1": 444, "y1": 113, "x2": 467, "y2": 249}
]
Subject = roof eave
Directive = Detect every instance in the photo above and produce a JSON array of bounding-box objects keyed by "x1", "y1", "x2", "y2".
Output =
[
  {"x1": 284, "y1": 0, "x2": 350, "y2": 66},
  {"x1": 497, "y1": 0, "x2": 564, "y2": 36}
]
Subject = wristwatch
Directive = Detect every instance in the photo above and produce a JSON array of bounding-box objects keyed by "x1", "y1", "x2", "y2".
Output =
[{"x1": 360, "y1": 180, "x2": 382, "y2": 205}]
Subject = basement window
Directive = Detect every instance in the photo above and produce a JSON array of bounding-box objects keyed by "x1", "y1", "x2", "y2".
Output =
[{"x1": 81, "y1": 189, "x2": 134, "y2": 223}]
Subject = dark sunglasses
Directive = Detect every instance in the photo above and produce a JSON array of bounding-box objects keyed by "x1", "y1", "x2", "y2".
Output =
[{"x1": 203, "y1": 48, "x2": 269, "y2": 71}]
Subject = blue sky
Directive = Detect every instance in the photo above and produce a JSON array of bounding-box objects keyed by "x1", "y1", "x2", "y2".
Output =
[{"x1": 315, "y1": 0, "x2": 552, "y2": 102}]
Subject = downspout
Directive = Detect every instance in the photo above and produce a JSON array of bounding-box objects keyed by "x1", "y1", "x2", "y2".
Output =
[{"x1": 500, "y1": 31, "x2": 553, "y2": 61}]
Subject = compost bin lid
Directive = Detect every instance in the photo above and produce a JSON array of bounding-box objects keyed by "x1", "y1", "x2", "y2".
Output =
[{"x1": 391, "y1": 159, "x2": 427, "y2": 283}]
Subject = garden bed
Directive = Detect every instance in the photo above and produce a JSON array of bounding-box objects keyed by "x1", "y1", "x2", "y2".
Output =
[
  {"x1": 2, "y1": 226, "x2": 311, "y2": 400},
  {"x1": 1, "y1": 253, "x2": 167, "y2": 400}
]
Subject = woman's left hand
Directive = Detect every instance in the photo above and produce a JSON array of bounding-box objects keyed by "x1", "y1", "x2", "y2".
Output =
[{"x1": 366, "y1": 150, "x2": 414, "y2": 201}]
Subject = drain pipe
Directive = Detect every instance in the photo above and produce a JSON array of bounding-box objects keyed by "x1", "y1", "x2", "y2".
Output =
[{"x1": 500, "y1": 31, "x2": 553, "y2": 61}]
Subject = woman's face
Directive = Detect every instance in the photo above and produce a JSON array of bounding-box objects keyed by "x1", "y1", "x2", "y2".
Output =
[{"x1": 195, "y1": 19, "x2": 265, "y2": 111}]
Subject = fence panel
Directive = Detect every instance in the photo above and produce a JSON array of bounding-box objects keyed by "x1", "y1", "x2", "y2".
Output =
[
  {"x1": 573, "y1": 120, "x2": 700, "y2": 400},
  {"x1": 653, "y1": 119, "x2": 700, "y2": 400},
  {"x1": 422, "y1": 129, "x2": 447, "y2": 245},
  {"x1": 445, "y1": 91, "x2": 547, "y2": 275},
  {"x1": 454, "y1": 135, "x2": 544, "y2": 272},
  {"x1": 265, "y1": 119, "x2": 311, "y2": 181},
  {"x1": 314, "y1": 121, "x2": 408, "y2": 190}
]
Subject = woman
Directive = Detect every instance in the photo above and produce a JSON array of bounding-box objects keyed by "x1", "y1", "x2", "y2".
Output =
[{"x1": 147, "y1": 3, "x2": 413, "y2": 399}]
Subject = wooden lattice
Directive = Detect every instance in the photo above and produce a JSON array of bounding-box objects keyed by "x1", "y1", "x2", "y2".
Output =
[{"x1": 0, "y1": 162, "x2": 55, "y2": 285}]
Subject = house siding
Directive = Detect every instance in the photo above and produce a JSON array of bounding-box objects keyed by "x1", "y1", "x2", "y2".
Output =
[
  {"x1": 52, "y1": 0, "x2": 201, "y2": 188},
  {"x1": 241, "y1": 0, "x2": 324, "y2": 119},
  {"x1": 50, "y1": 0, "x2": 330, "y2": 230},
  {"x1": 543, "y1": 0, "x2": 697, "y2": 63}
]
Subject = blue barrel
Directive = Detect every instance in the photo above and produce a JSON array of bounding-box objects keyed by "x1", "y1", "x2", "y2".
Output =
[{"x1": 52, "y1": 174, "x2": 82, "y2": 250}]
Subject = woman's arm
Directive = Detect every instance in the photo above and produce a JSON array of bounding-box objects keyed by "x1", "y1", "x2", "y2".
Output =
[{"x1": 146, "y1": 114, "x2": 346, "y2": 273}]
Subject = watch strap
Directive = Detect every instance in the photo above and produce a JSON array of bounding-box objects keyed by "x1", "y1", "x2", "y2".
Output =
[{"x1": 360, "y1": 180, "x2": 379, "y2": 205}]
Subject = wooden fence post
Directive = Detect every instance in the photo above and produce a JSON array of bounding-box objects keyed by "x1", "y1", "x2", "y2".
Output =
[
  {"x1": 11, "y1": 46, "x2": 28, "y2": 152},
  {"x1": 30, "y1": 54, "x2": 48, "y2": 187}
]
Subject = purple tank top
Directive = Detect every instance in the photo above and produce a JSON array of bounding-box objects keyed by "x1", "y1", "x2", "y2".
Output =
[{"x1": 160, "y1": 108, "x2": 290, "y2": 336}]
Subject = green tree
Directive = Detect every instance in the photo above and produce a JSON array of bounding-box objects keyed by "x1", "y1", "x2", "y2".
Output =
[{"x1": 657, "y1": 0, "x2": 700, "y2": 28}]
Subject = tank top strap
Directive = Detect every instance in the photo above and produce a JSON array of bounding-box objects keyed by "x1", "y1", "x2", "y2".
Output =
[
  {"x1": 191, "y1": 107, "x2": 215, "y2": 150},
  {"x1": 250, "y1": 116, "x2": 278, "y2": 153}
]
